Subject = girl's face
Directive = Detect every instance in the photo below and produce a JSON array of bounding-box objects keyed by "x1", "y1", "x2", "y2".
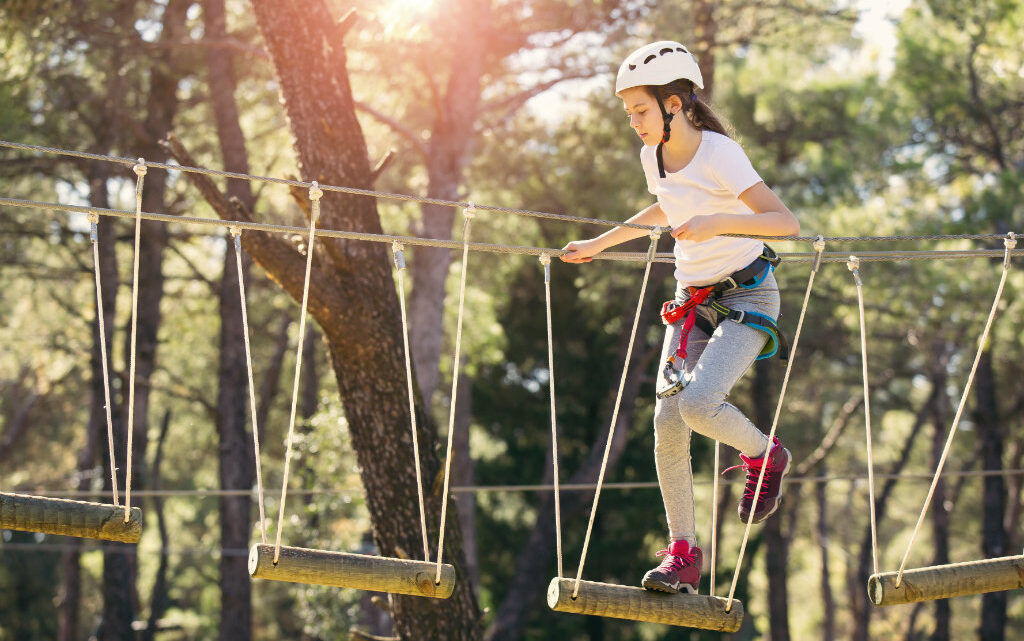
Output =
[{"x1": 619, "y1": 86, "x2": 665, "y2": 147}]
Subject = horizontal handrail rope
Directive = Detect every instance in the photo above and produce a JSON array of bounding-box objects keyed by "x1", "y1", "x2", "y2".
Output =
[
  {"x1": 15, "y1": 468, "x2": 1024, "y2": 498},
  {"x1": 2, "y1": 197, "x2": 1021, "y2": 264},
  {"x1": 0, "y1": 139, "x2": 1014, "y2": 242},
  {"x1": 893, "y1": 232, "x2": 1017, "y2": 588}
]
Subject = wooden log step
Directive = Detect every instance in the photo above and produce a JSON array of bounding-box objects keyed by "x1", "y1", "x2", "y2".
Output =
[
  {"x1": 547, "y1": 577, "x2": 743, "y2": 631},
  {"x1": 868, "y1": 555, "x2": 1024, "y2": 606},
  {"x1": 0, "y1": 492, "x2": 142, "y2": 543},
  {"x1": 248, "y1": 544, "x2": 455, "y2": 599}
]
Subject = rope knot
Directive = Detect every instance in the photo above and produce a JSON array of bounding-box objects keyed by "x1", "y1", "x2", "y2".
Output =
[
  {"x1": 308, "y1": 181, "x2": 324, "y2": 202},
  {"x1": 87, "y1": 212, "x2": 99, "y2": 225},
  {"x1": 464, "y1": 202, "x2": 477, "y2": 221},
  {"x1": 539, "y1": 254, "x2": 551, "y2": 266},
  {"x1": 133, "y1": 159, "x2": 147, "y2": 177},
  {"x1": 649, "y1": 226, "x2": 663, "y2": 240},
  {"x1": 1005, "y1": 232, "x2": 1017, "y2": 251},
  {"x1": 228, "y1": 225, "x2": 241, "y2": 237},
  {"x1": 812, "y1": 235, "x2": 826, "y2": 253},
  {"x1": 847, "y1": 255, "x2": 860, "y2": 272}
]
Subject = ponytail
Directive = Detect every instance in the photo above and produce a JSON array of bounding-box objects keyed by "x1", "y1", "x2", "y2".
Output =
[{"x1": 651, "y1": 80, "x2": 730, "y2": 138}]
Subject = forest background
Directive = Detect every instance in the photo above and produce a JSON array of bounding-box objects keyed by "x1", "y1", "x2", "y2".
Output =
[{"x1": 1, "y1": 0, "x2": 1022, "y2": 640}]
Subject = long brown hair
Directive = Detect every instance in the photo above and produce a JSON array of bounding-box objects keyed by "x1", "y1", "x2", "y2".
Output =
[{"x1": 650, "y1": 79, "x2": 730, "y2": 138}]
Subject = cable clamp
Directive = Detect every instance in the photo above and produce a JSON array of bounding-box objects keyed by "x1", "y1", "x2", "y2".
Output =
[
  {"x1": 392, "y1": 241, "x2": 406, "y2": 269},
  {"x1": 133, "y1": 158, "x2": 147, "y2": 177}
]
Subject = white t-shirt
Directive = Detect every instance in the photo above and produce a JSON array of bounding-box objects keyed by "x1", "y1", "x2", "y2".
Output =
[{"x1": 641, "y1": 130, "x2": 765, "y2": 287}]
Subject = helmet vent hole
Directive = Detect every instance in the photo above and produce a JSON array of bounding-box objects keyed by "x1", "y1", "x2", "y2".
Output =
[
  {"x1": 628, "y1": 64, "x2": 636, "y2": 70},
  {"x1": 643, "y1": 55, "x2": 657, "y2": 64},
  {"x1": 659, "y1": 47, "x2": 673, "y2": 55}
]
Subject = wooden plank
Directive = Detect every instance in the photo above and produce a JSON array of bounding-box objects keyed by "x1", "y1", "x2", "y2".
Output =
[
  {"x1": 248, "y1": 544, "x2": 455, "y2": 599},
  {"x1": 546, "y1": 577, "x2": 743, "y2": 632},
  {"x1": 0, "y1": 492, "x2": 142, "y2": 543},
  {"x1": 868, "y1": 555, "x2": 1024, "y2": 606}
]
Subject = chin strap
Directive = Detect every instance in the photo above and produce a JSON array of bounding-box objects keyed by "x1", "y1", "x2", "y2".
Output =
[{"x1": 656, "y1": 98, "x2": 674, "y2": 178}]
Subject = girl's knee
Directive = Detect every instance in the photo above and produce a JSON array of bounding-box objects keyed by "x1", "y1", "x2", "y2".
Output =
[{"x1": 675, "y1": 384, "x2": 723, "y2": 428}]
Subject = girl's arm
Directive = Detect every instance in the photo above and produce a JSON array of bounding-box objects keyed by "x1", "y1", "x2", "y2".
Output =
[
  {"x1": 560, "y1": 202, "x2": 668, "y2": 263},
  {"x1": 671, "y1": 182, "x2": 800, "y2": 243}
]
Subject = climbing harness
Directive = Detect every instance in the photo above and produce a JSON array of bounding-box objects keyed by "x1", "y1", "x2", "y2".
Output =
[{"x1": 657, "y1": 245, "x2": 788, "y2": 399}]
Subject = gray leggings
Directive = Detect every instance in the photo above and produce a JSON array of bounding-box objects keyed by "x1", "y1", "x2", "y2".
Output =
[{"x1": 653, "y1": 270, "x2": 780, "y2": 543}]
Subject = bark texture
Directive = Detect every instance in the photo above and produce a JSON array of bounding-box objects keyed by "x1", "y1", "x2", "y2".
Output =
[{"x1": 178, "y1": 2, "x2": 484, "y2": 637}]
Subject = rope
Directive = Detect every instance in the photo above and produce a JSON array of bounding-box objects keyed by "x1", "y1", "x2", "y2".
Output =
[
  {"x1": 19, "y1": 467, "x2": 1024, "y2": 499},
  {"x1": 894, "y1": 232, "x2": 1017, "y2": 587},
  {"x1": 435, "y1": 204, "x2": 476, "y2": 584},
  {"x1": 4, "y1": 196, "x2": 1023, "y2": 265},
  {"x1": 88, "y1": 213, "x2": 120, "y2": 508},
  {"x1": 2, "y1": 138, "x2": 1015, "y2": 244},
  {"x1": 725, "y1": 236, "x2": 826, "y2": 611},
  {"x1": 392, "y1": 242, "x2": 430, "y2": 562},
  {"x1": 709, "y1": 440, "x2": 721, "y2": 595},
  {"x1": 540, "y1": 254, "x2": 564, "y2": 580},
  {"x1": 847, "y1": 256, "x2": 880, "y2": 575},
  {"x1": 123, "y1": 159, "x2": 146, "y2": 523},
  {"x1": 230, "y1": 227, "x2": 267, "y2": 545},
  {"x1": 272, "y1": 182, "x2": 322, "y2": 564},
  {"x1": 571, "y1": 229, "x2": 662, "y2": 599}
]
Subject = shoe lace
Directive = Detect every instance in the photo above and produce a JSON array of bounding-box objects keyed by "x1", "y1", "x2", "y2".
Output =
[
  {"x1": 723, "y1": 459, "x2": 772, "y2": 501},
  {"x1": 655, "y1": 547, "x2": 697, "y2": 571}
]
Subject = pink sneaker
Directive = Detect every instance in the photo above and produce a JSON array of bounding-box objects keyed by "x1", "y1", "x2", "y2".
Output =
[
  {"x1": 641, "y1": 540, "x2": 702, "y2": 594},
  {"x1": 728, "y1": 437, "x2": 792, "y2": 523}
]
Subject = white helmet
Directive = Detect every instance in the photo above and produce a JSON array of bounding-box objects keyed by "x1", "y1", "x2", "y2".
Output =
[{"x1": 615, "y1": 41, "x2": 704, "y2": 94}]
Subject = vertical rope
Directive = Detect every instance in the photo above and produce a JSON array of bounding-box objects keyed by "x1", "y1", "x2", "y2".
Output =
[
  {"x1": 709, "y1": 439, "x2": 720, "y2": 595},
  {"x1": 894, "y1": 232, "x2": 1016, "y2": 587},
  {"x1": 726, "y1": 236, "x2": 825, "y2": 610},
  {"x1": 273, "y1": 182, "x2": 322, "y2": 564},
  {"x1": 89, "y1": 212, "x2": 120, "y2": 507},
  {"x1": 572, "y1": 229, "x2": 661, "y2": 599},
  {"x1": 230, "y1": 227, "x2": 267, "y2": 545},
  {"x1": 124, "y1": 159, "x2": 146, "y2": 522},
  {"x1": 541, "y1": 254, "x2": 564, "y2": 580},
  {"x1": 848, "y1": 255, "x2": 879, "y2": 576},
  {"x1": 435, "y1": 204, "x2": 476, "y2": 584},
  {"x1": 393, "y1": 241, "x2": 431, "y2": 562}
]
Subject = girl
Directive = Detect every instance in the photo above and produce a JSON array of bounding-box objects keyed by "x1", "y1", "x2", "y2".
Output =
[{"x1": 561, "y1": 41, "x2": 800, "y2": 595}]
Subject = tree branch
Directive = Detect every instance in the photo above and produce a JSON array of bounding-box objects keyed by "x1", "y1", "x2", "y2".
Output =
[{"x1": 354, "y1": 101, "x2": 428, "y2": 158}]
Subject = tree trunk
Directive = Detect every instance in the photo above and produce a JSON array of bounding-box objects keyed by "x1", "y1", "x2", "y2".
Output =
[
  {"x1": 407, "y1": 0, "x2": 491, "y2": 404},
  {"x1": 60, "y1": 158, "x2": 120, "y2": 641},
  {"x1": 752, "y1": 360, "x2": 790, "y2": 641},
  {"x1": 183, "y1": 2, "x2": 484, "y2": 637},
  {"x1": 974, "y1": 350, "x2": 1006, "y2": 641},
  {"x1": 817, "y1": 471, "x2": 836, "y2": 641},
  {"x1": 203, "y1": 1, "x2": 259, "y2": 636},
  {"x1": 930, "y1": 389, "x2": 950, "y2": 641},
  {"x1": 453, "y1": 370, "x2": 479, "y2": 589}
]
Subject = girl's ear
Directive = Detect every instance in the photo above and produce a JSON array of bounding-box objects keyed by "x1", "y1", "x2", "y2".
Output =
[{"x1": 665, "y1": 94, "x2": 684, "y2": 114}]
